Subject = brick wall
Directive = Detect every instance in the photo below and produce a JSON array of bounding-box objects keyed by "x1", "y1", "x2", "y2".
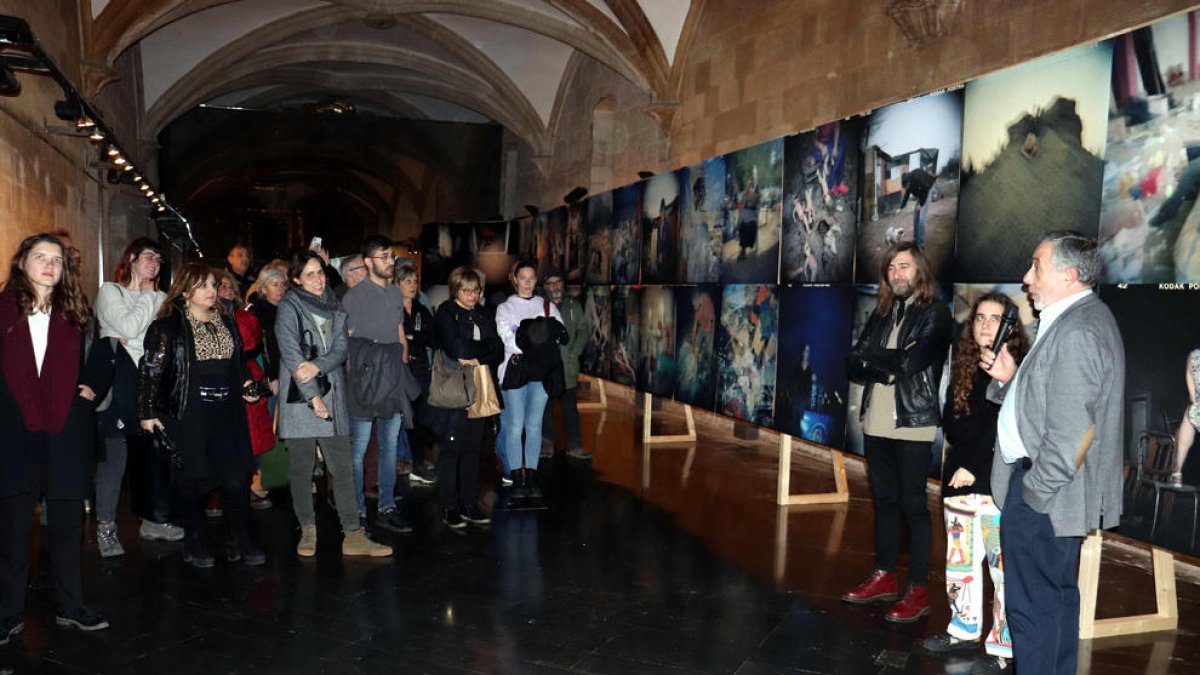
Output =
[
  {"x1": 521, "y1": 0, "x2": 1198, "y2": 210},
  {"x1": 0, "y1": 0, "x2": 155, "y2": 295}
]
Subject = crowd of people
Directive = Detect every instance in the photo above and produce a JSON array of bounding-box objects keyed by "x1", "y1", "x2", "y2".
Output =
[
  {"x1": 0, "y1": 228, "x2": 1127, "y2": 675},
  {"x1": 0, "y1": 232, "x2": 590, "y2": 643}
]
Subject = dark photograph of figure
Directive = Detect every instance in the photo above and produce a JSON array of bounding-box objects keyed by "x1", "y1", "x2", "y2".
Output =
[
  {"x1": 638, "y1": 286, "x2": 676, "y2": 396},
  {"x1": 674, "y1": 285, "x2": 721, "y2": 411},
  {"x1": 1100, "y1": 284, "x2": 1200, "y2": 557},
  {"x1": 782, "y1": 121, "x2": 861, "y2": 283},
  {"x1": 539, "y1": 206, "x2": 567, "y2": 277},
  {"x1": 642, "y1": 172, "x2": 683, "y2": 284},
  {"x1": 565, "y1": 202, "x2": 584, "y2": 283},
  {"x1": 845, "y1": 285, "x2": 879, "y2": 457},
  {"x1": 678, "y1": 159, "x2": 724, "y2": 283},
  {"x1": 611, "y1": 183, "x2": 643, "y2": 285},
  {"x1": 581, "y1": 285, "x2": 611, "y2": 379},
  {"x1": 584, "y1": 192, "x2": 613, "y2": 285},
  {"x1": 721, "y1": 140, "x2": 784, "y2": 283},
  {"x1": 775, "y1": 284, "x2": 856, "y2": 448},
  {"x1": 609, "y1": 286, "x2": 642, "y2": 386},
  {"x1": 716, "y1": 284, "x2": 779, "y2": 426},
  {"x1": 857, "y1": 91, "x2": 962, "y2": 283},
  {"x1": 473, "y1": 222, "x2": 508, "y2": 253},
  {"x1": 957, "y1": 42, "x2": 1112, "y2": 281},
  {"x1": 420, "y1": 223, "x2": 472, "y2": 285},
  {"x1": 1102, "y1": 16, "x2": 1200, "y2": 282}
]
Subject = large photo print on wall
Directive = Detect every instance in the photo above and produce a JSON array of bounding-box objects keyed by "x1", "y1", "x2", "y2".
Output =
[
  {"x1": 782, "y1": 121, "x2": 861, "y2": 283},
  {"x1": 957, "y1": 42, "x2": 1113, "y2": 281}
]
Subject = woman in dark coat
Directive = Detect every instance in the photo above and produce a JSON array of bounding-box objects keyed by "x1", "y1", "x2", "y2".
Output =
[
  {"x1": 138, "y1": 263, "x2": 264, "y2": 569},
  {"x1": 0, "y1": 233, "x2": 112, "y2": 641},
  {"x1": 429, "y1": 266, "x2": 503, "y2": 528},
  {"x1": 921, "y1": 292, "x2": 1030, "y2": 674}
]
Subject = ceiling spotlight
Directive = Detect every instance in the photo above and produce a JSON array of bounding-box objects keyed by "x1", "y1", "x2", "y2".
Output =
[
  {"x1": 106, "y1": 146, "x2": 119, "y2": 157},
  {"x1": 112, "y1": 155, "x2": 126, "y2": 166},
  {"x1": 151, "y1": 196, "x2": 160, "y2": 204},
  {"x1": 122, "y1": 163, "x2": 133, "y2": 171},
  {"x1": 88, "y1": 128, "x2": 103, "y2": 142},
  {"x1": 139, "y1": 183, "x2": 150, "y2": 192},
  {"x1": 156, "y1": 205, "x2": 165, "y2": 212},
  {"x1": 146, "y1": 190, "x2": 155, "y2": 198},
  {"x1": 74, "y1": 116, "x2": 94, "y2": 129}
]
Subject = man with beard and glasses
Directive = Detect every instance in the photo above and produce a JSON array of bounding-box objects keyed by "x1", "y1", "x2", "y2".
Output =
[
  {"x1": 340, "y1": 235, "x2": 413, "y2": 534},
  {"x1": 842, "y1": 241, "x2": 951, "y2": 624}
]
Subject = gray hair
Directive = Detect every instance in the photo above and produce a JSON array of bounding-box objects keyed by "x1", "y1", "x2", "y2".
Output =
[
  {"x1": 1041, "y1": 230, "x2": 1101, "y2": 286},
  {"x1": 394, "y1": 262, "x2": 418, "y2": 283},
  {"x1": 245, "y1": 265, "x2": 288, "y2": 304},
  {"x1": 338, "y1": 254, "x2": 364, "y2": 276}
]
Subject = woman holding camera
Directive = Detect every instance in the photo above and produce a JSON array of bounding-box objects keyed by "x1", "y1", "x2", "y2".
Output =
[
  {"x1": 277, "y1": 251, "x2": 390, "y2": 558},
  {"x1": 138, "y1": 263, "x2": 265, "y2": 569}
]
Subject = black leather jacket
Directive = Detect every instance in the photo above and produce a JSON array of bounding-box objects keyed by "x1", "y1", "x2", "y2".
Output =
[
  {"x1": 137, "y1": 303, "x2": 247, "y2": 421},
  {"x1": 847, "y1": 299, "x2": 951, "y2": 429}
]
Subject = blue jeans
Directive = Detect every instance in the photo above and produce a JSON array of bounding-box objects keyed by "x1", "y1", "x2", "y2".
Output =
[
  {"x1": 501, "y1": 382, "x2": 549, "y2": 472},
  {"x1": 350, "y1": 413, "x2": 404, "y2": 514},
  {"x1": 395, "y1": 424, "x2": 413, "y2": 464}
]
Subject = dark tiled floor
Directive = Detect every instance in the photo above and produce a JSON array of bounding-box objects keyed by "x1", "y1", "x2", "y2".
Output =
[{"x1": 1, "y1": 394, "x2": 1197, "y2": 673}]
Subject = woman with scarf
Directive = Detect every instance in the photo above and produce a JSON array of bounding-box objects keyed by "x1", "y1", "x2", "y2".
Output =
[
  {"x1": 277, "y1": 251, "x2": 391, "y2": 558},
  {"x1": 0, "y1": 233, "x2": 111, "y2": 638}
]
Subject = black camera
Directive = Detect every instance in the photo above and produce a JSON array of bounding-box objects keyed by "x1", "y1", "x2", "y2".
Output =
[{"x1": 243, "y1": 379, "x2": 272, "y2": 399}]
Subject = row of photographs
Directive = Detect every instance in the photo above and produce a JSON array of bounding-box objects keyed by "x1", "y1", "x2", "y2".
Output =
[
  {"x1": 568, "y1": 281, "x2": 1200, "y2": 555},
  {"x1": 421, "y1": 14, "x2": 1200, "y2": 286}
]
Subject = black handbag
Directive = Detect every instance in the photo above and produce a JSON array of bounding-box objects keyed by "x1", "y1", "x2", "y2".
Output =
[
  {"x1": 128, "y1": 428, "x2": 180, "y2": 524},
  {"x1": 286, "y1": 311, "x2": 331, "y2": 403}
]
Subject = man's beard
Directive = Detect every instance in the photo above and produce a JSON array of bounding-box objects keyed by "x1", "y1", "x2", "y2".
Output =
[{"x1": 890, "y1": 280, "x2": 913, "y2": 298}]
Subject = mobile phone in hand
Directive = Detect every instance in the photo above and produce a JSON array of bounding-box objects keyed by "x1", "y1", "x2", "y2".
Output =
[{"x1": 309, "y1": 236, "x2": 322, "y2": 251}]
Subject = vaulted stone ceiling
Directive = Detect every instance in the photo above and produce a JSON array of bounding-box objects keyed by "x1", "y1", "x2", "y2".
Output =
[{"x1": 87, "y1": 0, "x2": 700, "y2": 155}]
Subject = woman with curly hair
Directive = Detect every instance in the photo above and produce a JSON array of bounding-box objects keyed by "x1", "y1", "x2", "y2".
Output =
[
  {"x1": 138, "y1": 263, "x2": 264, "y2": 569},
  {"x1": 922, "y1": 292, "x2": 1031, "y2": 675},
  {"x1": 0, "y1": 233, "x2": 112, "y2": 639}
]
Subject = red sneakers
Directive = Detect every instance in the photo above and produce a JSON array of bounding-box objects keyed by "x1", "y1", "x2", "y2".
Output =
[
  {"x1": 884, "y1": 585, "x2": 930, "y2": 623},
  {"x1": 840, "y1": 569, "x2": 898, "y2": 604}
]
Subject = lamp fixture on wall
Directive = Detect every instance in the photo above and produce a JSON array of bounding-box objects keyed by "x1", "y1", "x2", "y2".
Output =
[
  {"x1": 0, "y1": 13, "x2": 198, "y2": 253},
  {"x1": 887, "y1": 0, "x2": 963, "y2": 47}
]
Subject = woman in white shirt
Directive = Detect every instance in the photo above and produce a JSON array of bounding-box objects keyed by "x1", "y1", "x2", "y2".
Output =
[{"x1": 92, "y1": 238, "x2": 179, "y2": 556}]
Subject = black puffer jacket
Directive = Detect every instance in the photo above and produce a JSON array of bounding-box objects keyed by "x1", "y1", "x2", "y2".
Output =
[
  {"x1": 847, "y1": 299, "x2": 951, "y2": 429},
  {"x1": 137, "y1": 303, "x2": 249, "y2": 421}
]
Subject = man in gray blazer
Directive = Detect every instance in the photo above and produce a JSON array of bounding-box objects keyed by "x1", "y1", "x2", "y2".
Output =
[{"x1": 985, "y1": 230, "x2": 1124, "y2": 675}]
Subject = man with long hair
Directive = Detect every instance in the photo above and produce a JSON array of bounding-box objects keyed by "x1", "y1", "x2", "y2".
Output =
[
  {"x1": 843, "y1": 241, "x2": 951, "y2": 623},
  {"x1": 986, "y1": 231, "x2": 1124, "y2": 675}
]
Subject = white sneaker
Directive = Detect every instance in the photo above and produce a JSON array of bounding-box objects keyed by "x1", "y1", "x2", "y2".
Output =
[
  {"x1": 139, "y1": 519, "x2": 185, "y2": 542},
  {"x1": 500, "y1": 475, "x2": 514, "y2": 487},
  {"x1": 408, "y1": 472, "x2": 435, "y2": 485}
]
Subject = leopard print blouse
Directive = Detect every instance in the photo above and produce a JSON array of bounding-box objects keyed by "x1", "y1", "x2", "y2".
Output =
[{"x1": 186, "y1": 310, "x2": 235, "y2": 361}]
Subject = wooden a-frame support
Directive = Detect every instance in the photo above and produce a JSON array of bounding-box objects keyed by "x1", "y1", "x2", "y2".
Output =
[
  {"x1": 642, "y1": 393, "x2": 696, "y2": 444},
  {"x1": 1078, "y1": 532, "x2": 1178, "y2": 639},
  {"x1": 576, "y1": 375, "x2": 607, "y2": 411},
  {"x1": 776, "y1": 435, "x2": 849, "y2": 505}
]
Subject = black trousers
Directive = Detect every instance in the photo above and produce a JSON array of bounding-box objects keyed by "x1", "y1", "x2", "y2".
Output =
[
  {"x1": 546, "y1": 387, "x2": 583, "y2": 449},
  {"x1": 0, "y1": 463, "x2": 85, "y2": 620},
  {"x1": 863, "y1": 434, "x2": 932, "y2": 585},
  {"x1": 1001, "y1": 463, "x2": 1082, "y2": 675},
  {"x1": 438, "y1": 416, "x2": 484, "y2": 509}
]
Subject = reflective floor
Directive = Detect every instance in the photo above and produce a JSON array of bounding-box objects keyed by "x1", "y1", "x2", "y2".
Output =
[{"x1": 2, "y1": 391, "x2": 1197, "y2": 673}]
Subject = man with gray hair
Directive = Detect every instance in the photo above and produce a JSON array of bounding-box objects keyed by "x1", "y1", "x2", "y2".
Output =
[
  {"x1": 983, "y1": 230, "x2": 1123, "y2": 675},
  {"x1": 336, "y1": 255, "x2": 367, "y2": 301}
]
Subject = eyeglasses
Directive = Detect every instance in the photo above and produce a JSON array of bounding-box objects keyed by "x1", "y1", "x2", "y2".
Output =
[
  {"x1": 457, "y1": 287, "x2": 481, "y2": 296},
  {"x1": 369, "y1": 252, "x2": 396, "y2": 262},
  {"x1": 973, "y1": 314, "x2": 1002, "y2": 325}
]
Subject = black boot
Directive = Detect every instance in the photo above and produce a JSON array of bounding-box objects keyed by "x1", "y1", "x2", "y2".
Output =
[
  {"x1": 507, "y1": 470, "x2": 529, "y2": 508},
  {"x1": 226, "y1": 531, "x2": 266, "y2": 566},
  {"x1": 183, "y1": 532, "x2": 215, "y2": 569},
  {"x1": 525, "y1": 470, "x2": 544, "y2": 508}
]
